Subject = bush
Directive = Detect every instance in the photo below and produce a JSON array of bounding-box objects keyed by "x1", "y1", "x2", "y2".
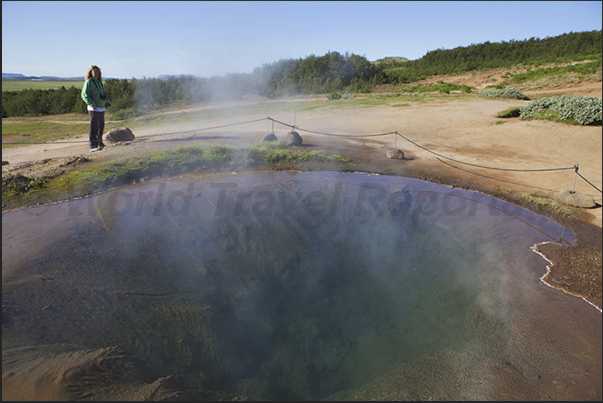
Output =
[
  {"x1": 485, "y1": 83, "x2": 508, "y2": 90},
  {"x1": 497, "y1": 107, "x2": 521, "y2": 118},
  {"x1": 326, "y1": 91, "x2": 342, "y2": 100},
  {"x1": 401, "y1": 83, "x2": 475, "y2": 94},
  {"x1": 520, "y1": 95, "x2": 602, "y2": 125},
  {"x1": 481, "y1": 87, "x2": 529, "y2": 100},
  {"x1": 108, "y1": 107, "x2": 138, "y2": 120}
]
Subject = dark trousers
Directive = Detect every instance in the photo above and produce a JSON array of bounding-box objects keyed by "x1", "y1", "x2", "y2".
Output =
[{"x1": 88, "y1": 111, "x2": 105, "y2": 148}]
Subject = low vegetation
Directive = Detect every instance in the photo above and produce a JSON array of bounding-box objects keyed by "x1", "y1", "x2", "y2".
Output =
[
  {"x1": 2, "y1": 121, "x2": 95, "y2": 147},
  {"x1": 518, "y1": 192, "x2": 573, "y2": 217},
  {"x1": 497, "y1": 107, "x2": 522, "y2": 118},
  {"x1": 2, "y1": 142, "x2": 351, "y2": 203},
  {"x1": 511, "y1": 58, "x2": 602, "y2": 83},
  {"x1": 480, "y1": 87, "x2": 530, "y2": 100},
  {"x1": 520, "y1": 95, "x2": 602, "y2": 125},
  {"x1": 381, "y1": 30, "x2": 602, "y2": 83},
  {"x1": 399, "y1": 82, "x2": 474, "y2": 94},
  {"x1": 1, "y1": 80, "x2": 83, "y2": 92}
]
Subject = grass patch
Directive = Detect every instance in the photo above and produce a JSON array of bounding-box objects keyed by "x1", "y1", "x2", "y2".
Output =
[
  {"x1": 2, "y1": 116, "x2": 124, "y2": 148},
  {"x1": 531, "y1": 110, "x2": 581, "y2": 125},
  {"x1": 518, "y1": 192, "x2": 573, "y2": 217},
  {"x1": 2, "y1": 80, "x2": 83, "y2": 92},
  {"x1": 511, "y1": 59, "x2": 602, "y2": 83},
  {"x1": 3, "y1": 143, "x2": 351, "y2": 205},
  {"x1": 2, "y1": 176, "x2": 47, "y2": 197},
  {"x1": 480, "y1": 88, "x2": 529, "y2": 100},
  {"x1": 2, "y1": 113, "x2": 89, "y2": 122},
  {"x1": 301, "y1": 93, "x2": 468, "y2": 112},
  {"x1": 497, "y1": 107, "x2": 521, "y2": 118},
  {"x1": 2, "y1": 121, "x2": 92, "y2": 147},
  {"x1": 399, "y1": 83, "x2": 474, "y2": 94}
]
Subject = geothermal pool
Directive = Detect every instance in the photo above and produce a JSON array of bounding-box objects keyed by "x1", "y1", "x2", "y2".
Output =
[{"x1": 2, "y1": 171, "x2": 601, "y2": 400}]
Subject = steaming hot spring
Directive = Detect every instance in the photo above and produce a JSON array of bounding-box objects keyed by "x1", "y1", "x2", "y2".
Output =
[{"x1": 2, "y1": 171, "x2": 601, "y2": 401}]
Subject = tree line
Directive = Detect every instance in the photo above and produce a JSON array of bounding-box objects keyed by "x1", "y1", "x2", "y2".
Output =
[
  {"x1": 2, "y1": 30, "x2": 601, "y2": 118},
  {"x1": 383, "y1": 30, "x2": 602, "y2": 83}
]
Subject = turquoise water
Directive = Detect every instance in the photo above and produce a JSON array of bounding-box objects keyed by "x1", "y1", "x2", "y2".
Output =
[{"x1": 4, "y1": 172, "x2": 600, "y2": 401}]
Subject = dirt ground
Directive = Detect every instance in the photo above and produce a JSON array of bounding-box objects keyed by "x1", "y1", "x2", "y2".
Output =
[{"x1": 2, "y1": 76, "x2": 602, "y2": 400}]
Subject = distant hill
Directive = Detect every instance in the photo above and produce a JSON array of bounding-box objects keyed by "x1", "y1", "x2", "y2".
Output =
[
  {"x1": 3, "y1": 73, "x2": 29, "y2": 79},
  {"x1": 2, "y1": 73, "x2": 85, "y2": 81},
  {"x1": 372, "y1": 56, "x2": 410, "y2": 64},
  {"x1": 2, "y1": 72, "x2": 192, "y2": 81},
  {"x1": 157, "y1": 74, "x2": 197, "y2": 80}
]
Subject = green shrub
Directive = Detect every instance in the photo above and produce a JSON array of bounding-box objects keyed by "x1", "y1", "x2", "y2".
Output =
[
  {"x1": 512, "y1": 59, "x2": 602, "y2": 83},
  {"x1": 485, "y1": 83, "x2": 508, "y2": 90},
  {"x1": 497, "y1": 107, "x2": 521, "y2": 118},
  {"x1": 481, "y1": 87, "x2": 529, "y2": 100},
  {"x1": 520, "y1": 95, "x2": 602, "y2": 126},
  {"x1": 326, "y1": 91, "x2": 342, "y2": 100},
  {"x1": 347, "y1": 80, "x2": 372, "y2": 93},
  {"x1": 108, "y1": 107, "x2": 138, "y2": 120},
  {"x1": 401, "y1": 83, "x2": 474, "y2": 94}
]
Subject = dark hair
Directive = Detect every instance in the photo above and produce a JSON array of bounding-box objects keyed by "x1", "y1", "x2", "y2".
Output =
[{"x1": 85, "y1": 65, "x2": 102, "y2": 81}]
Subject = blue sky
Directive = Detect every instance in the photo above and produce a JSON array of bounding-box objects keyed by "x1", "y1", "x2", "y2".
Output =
[{"x1": 2, "y1": 1, "x2": 602, "y2": 79}]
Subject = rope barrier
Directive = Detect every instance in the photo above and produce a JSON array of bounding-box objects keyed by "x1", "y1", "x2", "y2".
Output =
[
  {"x1": 267, "y1": 117, "x2": 396, "y2": 138},
  {"x1": 394, "y1": 132, "x2": 575, "y2": 173},
  {"x1": 270, "y1": 118, "x2": 601, "y2": 191},
  {"x1": 4, "y1": 115, "x2": 601, "y2": 194},
  {"x1": 577, "y1": 172, "x2": 603, "y2": 193},
  {"x1": 267, "y1": 119, "x2": 584, "y2": 174},
  {"x1": 174, "y1": 117, "x2": 268, "y2": 137}
]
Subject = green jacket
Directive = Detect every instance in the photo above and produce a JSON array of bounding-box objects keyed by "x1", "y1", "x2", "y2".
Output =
[{"x1": 81, "y1": 78, "x2": 107, "y2": 108}]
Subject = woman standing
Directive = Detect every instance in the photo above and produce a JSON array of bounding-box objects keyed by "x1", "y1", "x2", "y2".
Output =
[{"x1": 81, "y1": 65, "x2": 108, "y2": 152}]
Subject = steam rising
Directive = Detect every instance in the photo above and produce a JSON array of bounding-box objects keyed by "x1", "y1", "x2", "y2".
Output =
[{"x1": 3, "y1": 172, "x2": 599, "y2": 401}]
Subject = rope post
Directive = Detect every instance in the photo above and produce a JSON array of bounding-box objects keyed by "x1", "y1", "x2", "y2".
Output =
[
  {"x1": 571, "y1": 164, "x2": 579, "y2": 193},
  {"x1": 394, "y1": 131, "x2": 398, "y2": 148},
  {"x1": 293, "y1": 112, "x2": 296, "y2": 129}
]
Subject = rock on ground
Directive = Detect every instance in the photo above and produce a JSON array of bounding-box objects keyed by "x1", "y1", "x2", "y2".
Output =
[
  {"x1": 106, "y1": 128, "x2": 135, "y2": 143},
  {"x1": 262, "y1": 133, "x2": 278, "y2": 142},
  {"x1": 386, "y1": 149, "x2": 405, "y2": 159},
  {"x1": 285, "y1": 131, "x2": 302, "y2": 146},
  {"x1": 558, "y1": 188, "x2": 597, "y2": 208}
]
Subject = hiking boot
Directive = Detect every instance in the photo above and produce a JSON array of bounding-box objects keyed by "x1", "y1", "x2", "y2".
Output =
[{"x1": 90, "y1": 147, "x2": 101, "y2": 152}]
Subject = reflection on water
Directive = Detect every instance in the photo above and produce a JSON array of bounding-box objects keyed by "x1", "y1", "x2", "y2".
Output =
[{"x1": 2, "y1": 172, "x2": 600, "y2": 401}]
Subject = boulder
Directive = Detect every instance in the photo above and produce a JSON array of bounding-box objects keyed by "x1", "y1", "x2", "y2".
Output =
[
  {"x1": 105, "y1": 127, "x2": 135, "y2": 143},
  {"x1": 285, "y1": 131, "x2": 303, "y2": 146},
  {"x1": 262, "y1": 133, "x2": 278, "y2": 142},
  {"x1": 558, "y1": 188, "x2": 596, "y2": 208},
  {"x1": 386, "y1": 149, "x2": 405, "y2": 159}
]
